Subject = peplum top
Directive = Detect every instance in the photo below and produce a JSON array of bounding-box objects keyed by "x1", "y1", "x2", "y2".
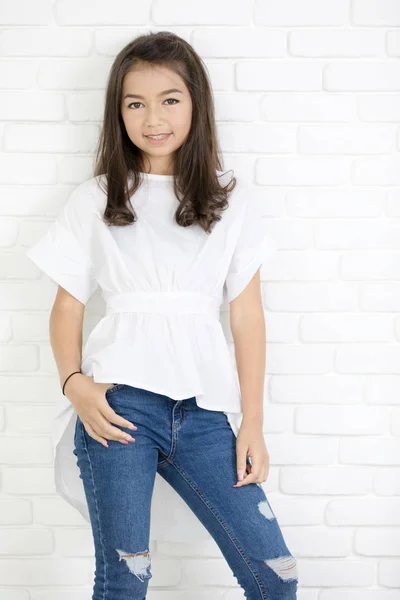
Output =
[{"x1": 25, "y1": 169, "x2": 277, "y2": 541}]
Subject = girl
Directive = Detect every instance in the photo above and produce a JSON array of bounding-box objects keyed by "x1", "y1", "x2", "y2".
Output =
[{"x1": 26, "y1": 31, "x2": 298, "y2": 600}]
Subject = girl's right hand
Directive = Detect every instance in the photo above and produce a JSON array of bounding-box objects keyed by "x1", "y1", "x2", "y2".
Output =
[{"x1": 64, "y1": 373, "x2": 137, "y2": 447}]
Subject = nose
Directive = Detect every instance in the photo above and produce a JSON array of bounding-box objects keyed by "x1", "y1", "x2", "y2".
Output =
[
  {"x1": 145, "y1": 103, "x2": 170, "y2": 128},
  {"x1": 145, "y1": 106, "x2": 161, "y2": 126}
]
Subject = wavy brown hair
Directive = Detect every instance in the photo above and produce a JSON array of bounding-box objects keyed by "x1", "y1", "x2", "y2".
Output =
[{"x1": 93, "y1": 30, "x2": 236, "y2": 234}]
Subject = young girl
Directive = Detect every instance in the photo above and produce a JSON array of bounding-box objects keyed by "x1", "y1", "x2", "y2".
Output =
[{"x1": 26, "y1": 31, "x2": 298, "y2": 600}]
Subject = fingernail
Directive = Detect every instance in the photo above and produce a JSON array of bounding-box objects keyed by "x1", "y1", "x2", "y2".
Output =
[
  {"x1": 129, "y1": 424, "x2": 137, "y2": 430},
  {"x1": 238, "y1": 470, "x2": 245, "y2": 481}
]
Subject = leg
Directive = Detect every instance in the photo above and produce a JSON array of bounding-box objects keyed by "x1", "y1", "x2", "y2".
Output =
[
  {"x1": 73, "y1": 385, "x2": 158, "y2": 599},
  {"x1": 157, "y1": 399, "x2": 298, "y2": 599}
]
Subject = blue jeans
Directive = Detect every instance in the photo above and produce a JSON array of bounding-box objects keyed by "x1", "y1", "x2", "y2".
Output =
[{"x1": 73, "y1": 384, "x2": 298, "y2": 599}]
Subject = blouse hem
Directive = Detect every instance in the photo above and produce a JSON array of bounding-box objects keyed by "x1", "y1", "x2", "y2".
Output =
[{"x1": 83, "y1": 375, "x2": 244, "y2": 414}]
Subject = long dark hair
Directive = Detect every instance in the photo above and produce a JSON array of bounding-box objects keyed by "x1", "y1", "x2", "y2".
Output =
[{"x1": 93, "y1": 30, "x2": 236, "y2": 234}]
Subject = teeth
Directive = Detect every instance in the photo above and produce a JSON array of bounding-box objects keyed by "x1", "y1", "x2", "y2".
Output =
[{"x1": 147, "y1": 134, "x2": 169, "y2": 139}]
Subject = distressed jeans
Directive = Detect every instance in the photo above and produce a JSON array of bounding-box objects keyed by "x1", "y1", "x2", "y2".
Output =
[{"x1": 73, "y1": 383, "x2": 298, "y2": 599}]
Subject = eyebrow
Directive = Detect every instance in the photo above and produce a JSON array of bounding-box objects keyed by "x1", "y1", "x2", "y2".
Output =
[{"x1": 123, "y1": 88, "x2": 184, "y2": 100}]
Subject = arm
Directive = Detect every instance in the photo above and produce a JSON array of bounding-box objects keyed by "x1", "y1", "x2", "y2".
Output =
[
  {"x1": 49, "y1": 285, "x2": 137, "y2": 446},
  {"x1": 229, "y1": 268, "x2": 270, "y2": 489},
  {"x1": 50, "y1": 285, "x2": 86, "y2": 394},
  {"x1": 24, "y1": 183, "x2": 136, "y2": 445},
  {"x1": 230, "y1": 268, "x2": 265, "y2": 429}
]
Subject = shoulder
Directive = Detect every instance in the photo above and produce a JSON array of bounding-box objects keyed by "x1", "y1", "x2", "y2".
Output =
[
  {"x1": 216, "y1": 170, "x2": 248, "y2": 203},
  {"x1": 216, "y1": 173, "x2": 251, "y2": 225},
  {"x1": 62, "y1": 175, "x2": 107, "y2": 221},
  {"x1": 71, "y1": 174, "x2": 106, "y2": 204}
]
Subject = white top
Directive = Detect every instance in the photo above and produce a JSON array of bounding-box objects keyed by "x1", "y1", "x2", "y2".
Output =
[{"x1": 25, "y1": 169, "x2": 277, "y2": 542}]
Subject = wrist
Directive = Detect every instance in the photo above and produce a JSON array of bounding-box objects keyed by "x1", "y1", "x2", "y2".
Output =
[
  {"x1": 62, "y1": 371, "x2": 83, "y2": 396},
  {"x1": 242, "y1": 414, "x2": 263, "y2": 427}
]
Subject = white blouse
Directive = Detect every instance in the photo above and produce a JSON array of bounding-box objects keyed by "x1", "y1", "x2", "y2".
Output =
[{"x1": 25, "y1": 169, "x2": 277, "y2": 542}]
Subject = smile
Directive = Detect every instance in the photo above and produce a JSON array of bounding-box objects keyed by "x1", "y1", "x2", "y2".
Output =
[{"x1": 144, "y1": 133, "x2": 172, "y2": 144}]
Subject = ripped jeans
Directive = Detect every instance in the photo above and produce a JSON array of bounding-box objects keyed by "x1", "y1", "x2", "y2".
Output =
[{"x1": 73, "y1": 384, "x2": 298, "y2": 599}]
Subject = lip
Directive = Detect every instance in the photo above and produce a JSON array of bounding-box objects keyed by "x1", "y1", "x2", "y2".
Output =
[{"x1": 143, "y1": 133, "x2": 172, "y2": 145}]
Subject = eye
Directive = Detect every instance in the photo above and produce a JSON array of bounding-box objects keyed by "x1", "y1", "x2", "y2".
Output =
[{"x1": 127, "y1": 98, "x2": 180, "y2": 109}]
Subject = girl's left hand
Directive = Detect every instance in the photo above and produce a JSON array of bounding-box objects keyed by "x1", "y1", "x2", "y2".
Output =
[{"x1": 233, "y1": 420, "x2": 270, "y2": 488}]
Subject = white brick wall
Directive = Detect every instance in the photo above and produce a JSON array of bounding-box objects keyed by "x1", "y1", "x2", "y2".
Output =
[{"x1": 2, "y1": 0, "x2": 400, "y2": 598}]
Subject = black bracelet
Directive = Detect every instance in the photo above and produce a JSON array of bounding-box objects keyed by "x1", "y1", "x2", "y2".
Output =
[{"x1": 62, "y1": 370, "x2": 82, "y2": 396}]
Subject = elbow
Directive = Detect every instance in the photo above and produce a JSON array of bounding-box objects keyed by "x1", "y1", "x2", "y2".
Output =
[{"x1": 230, "y1": 300, "x2": 265, "y2": 337}]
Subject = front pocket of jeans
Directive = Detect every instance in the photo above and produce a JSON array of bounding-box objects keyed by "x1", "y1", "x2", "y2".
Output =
[{"x1": 105, "y1": 383, "x2": 127, "y2": 398}]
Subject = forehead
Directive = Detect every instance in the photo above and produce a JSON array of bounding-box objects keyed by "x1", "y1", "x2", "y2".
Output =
[{"x1": 122, "y1": 63, "x2": 187, "y2": 95}]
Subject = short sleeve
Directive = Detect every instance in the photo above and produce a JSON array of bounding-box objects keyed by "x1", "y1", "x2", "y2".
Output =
[
  {"x1": 25, "y1": 185, "x2": 98, "y2": 305},
  {"x1": 224, "y1": 196, "x2": 277, "y2": 303}
]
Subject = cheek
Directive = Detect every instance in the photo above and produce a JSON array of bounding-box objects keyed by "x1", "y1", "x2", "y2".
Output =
[
  {"x1": 174, "y1": 109, "x2": 192, "y2": 134},
  {"x1": 122, "y1": 110, "x2": 141, "y2": 126},
  {"x1": 124, "y1": 120, "x2": 144, "y2": 141}
]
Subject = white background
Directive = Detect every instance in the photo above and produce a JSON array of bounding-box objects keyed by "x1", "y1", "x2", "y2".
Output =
[{"x1": 2, "y1": 0, "x2": 400, "y2": 598}]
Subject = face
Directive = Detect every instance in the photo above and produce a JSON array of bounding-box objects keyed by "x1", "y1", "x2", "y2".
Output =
[{"x1": 120, "y1": 62, "x2": 193, "y2": 175}]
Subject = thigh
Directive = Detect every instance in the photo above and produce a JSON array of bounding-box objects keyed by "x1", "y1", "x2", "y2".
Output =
[
  {"x1": 73, "y1": 384, "x2": 158, "y2": 597},
  {"x1": 157, "y1": 405, "x2": 298, "y2": 599}
]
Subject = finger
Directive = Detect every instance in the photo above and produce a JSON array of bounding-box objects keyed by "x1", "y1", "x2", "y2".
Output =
[
  {"x1": 93, "y1": 414, "x2": 136, "y2": 444},
  {"x1": 236, "y1": 452, "x2": 248, "y2": 482},
  {"x1": 234, "y1": 455, "x2": 259, "y2": 487},
  {"x1": 106, "y1": 411, "x2": 137, "y2": 432},
  {"x1": 233, "y1": 472, "x2": 258, "y2": 487},
  {"x1": 84, "y1": 422, "x2": 109, "y2": 448},
  {"x1": 101, "y1": 400, "x2": 137, "y2": 431},
  {"x1": 235, "y1": 458, "x2": 253, "y2": 482}
]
